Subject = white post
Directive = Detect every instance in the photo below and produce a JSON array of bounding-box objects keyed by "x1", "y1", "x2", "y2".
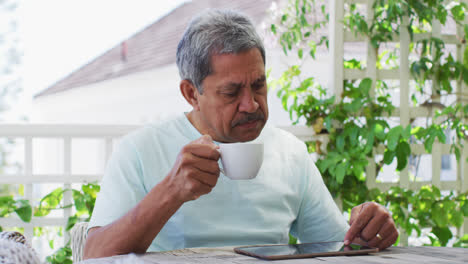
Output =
[
  {"x1": 399, "y1": 10, "x2": 411, "y2": 247},
  {"x1": 431, "y1": 21, "x2": 442, "y2": 188},
  {"x1": 366, "y1": 0, "x2": 377, "y2": 189},
  {"x1": 24, "y1": 137, "x2": 34, "y2": 242},
  {"x1": 456, "y1": 0, "x2": 468, "y2": 236},
  {"x1": 330, "y1": 0, "x2": 345, "y2": 212},
  {"x1": 63, "y1": 137, "x2": 72, "y2": 244},
  {"x1": 330, "y1": 0, "x2": 344, "y2": 104}
]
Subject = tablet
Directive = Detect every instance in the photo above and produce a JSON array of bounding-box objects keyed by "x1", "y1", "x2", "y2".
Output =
[{"x1": 234, "y1": 241, "x2": 378, "y2": 260}]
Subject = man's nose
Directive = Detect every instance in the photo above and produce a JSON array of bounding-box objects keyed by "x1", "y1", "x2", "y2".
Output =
[{"x1": 238, "y1": 88, "x2": 259, "y2": 113}]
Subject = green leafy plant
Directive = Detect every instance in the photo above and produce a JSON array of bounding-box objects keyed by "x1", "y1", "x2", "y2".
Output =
[
  {"x1": 370, "y1": 186, "x2": 468, "y2": 247},
  {"x1": 0, "y1": 195, "x2": 32, "y2": 224},
  {"x1": 37, "y1": 183, "x2": 100, "y2": 263},
  {"x1": 46, "y1": 245, "x2": 73, "y2": 264},
  {"x1": 0, "y1": 183, "x2": 100, "y2": 263},
  {"x1": 270, "y1": 0, "x2": 468, "y2": 247}
]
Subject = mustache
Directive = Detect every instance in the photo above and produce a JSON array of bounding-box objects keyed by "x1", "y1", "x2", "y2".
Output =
[{"x1": 231, "y1": 111, "x2": 265, "y2": 127}]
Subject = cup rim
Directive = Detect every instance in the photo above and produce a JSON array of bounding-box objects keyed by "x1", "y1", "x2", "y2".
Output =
[{"x1": 219, "y1": 142, "x2": 263, "y2": 146}]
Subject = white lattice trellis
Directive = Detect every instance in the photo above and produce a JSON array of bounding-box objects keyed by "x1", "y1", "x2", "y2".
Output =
[{"x1": 331, "y1": 0, "x2": 468, "y2": 245}]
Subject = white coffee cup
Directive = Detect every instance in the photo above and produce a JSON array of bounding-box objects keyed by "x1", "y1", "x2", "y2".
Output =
[{"x1": 218, "y1": 143, "x2": 263, "y2": 180}]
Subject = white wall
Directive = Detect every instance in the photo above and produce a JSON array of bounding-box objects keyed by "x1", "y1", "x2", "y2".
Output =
[
  {"x1": 32, "y1": 49, "x2": 332, "y2": 127},
  {"x1": 32, "y1": 64, "x2": 187, "y2": 124}
]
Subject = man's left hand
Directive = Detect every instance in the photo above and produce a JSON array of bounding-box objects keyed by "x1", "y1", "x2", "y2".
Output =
[{"x1": 344, "y1": 202, "x2": 398, "y2": 250}]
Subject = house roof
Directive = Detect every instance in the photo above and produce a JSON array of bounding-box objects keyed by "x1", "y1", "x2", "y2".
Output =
[{"x1": 35, "y1": 0, "x2": 275, "y2": 98}]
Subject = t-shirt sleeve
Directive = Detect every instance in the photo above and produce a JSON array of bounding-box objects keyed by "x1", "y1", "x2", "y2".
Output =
[
  {"x1": 291, "y1": 146, "x2": 349, "y2": 242},
  {"x1": 88, "y1": 137, "x2": 147, "y2": 232}
]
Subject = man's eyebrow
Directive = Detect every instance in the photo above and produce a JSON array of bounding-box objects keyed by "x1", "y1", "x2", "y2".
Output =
[
  {"x1": 217, "y1": 75, "x2": 266, "y2": 91},
  {"x1": 251, "y1": 75, "x2": 266, "y2": 85},
  {"x1": 218, "y1": 82, "x2": 244, "y2": 91}
]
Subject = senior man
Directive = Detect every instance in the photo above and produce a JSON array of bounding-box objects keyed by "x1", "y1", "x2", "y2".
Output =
[{"x1": 83, "y1": 9, "x2": 398, "y2": 259}]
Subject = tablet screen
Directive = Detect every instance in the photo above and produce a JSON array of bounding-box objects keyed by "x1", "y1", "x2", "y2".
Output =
[{"x1": 235, "y1": 242, "x2": 378, "y2": 260}]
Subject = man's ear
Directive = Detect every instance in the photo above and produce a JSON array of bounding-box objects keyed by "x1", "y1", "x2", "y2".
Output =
[{"x1": 180, "y1": 79, "x2": 201, "y2": 111}]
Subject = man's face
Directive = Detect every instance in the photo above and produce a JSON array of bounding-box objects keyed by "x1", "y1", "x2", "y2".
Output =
[{"x1": 194, "y1": 48, "x2": 268, "y2": 143}]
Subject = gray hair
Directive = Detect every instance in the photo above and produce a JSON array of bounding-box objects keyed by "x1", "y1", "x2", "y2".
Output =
[{"x1": 176, "y1": 9, "x2": 266, "y2": 93}]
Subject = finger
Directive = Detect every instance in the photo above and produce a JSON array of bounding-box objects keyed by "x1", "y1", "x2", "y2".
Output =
[
  {"x1": 191, "y1": 167, "x2": 219, "y2": 187},
  {"x1": 183, "y1": 144, "x2": 220, "y2": 160},
  {"x1": 359, "y1": 211, "x2": 389, "y2": 242},
  {"x1": 377, "y1": 217, "x2": 397, "y2": 241},
  {"x1": 193, "y1": 135, "x2": 218, "y2": 148},
  {"x1": 348, "y1": 204, "x2": 364, "y2": 226},
  {"x1": 367, "y1": 218, "x2": 398, "y2": 248},
  {"x1": 186, "y1": 154, "x2": 220, "y2": 175},
  {"x1": 379, "y1": 231, "x2": 399, "y2": 250},
  {"x1": 371, "y1": 229, "x2": 398, "y2": 250},
  {"x1": 344, "y1": 204, "x2": 375, "y2": 245},
  {"x1": 195, "y1": 134, "x2": 214, "y2": 145}
]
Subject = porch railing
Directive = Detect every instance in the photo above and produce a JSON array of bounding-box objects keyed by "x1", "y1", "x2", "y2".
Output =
[
  {"x1": 0, "y1": 124, "x2": 465, "y2": 247},
  {"x1": 0, "y1": 124, "x2": 315, "y2": 243}
]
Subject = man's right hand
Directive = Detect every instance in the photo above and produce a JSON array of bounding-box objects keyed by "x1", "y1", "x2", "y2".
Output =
[
  {"x1": 84, "y1": 135, "x2": 221, "y2": 259},
  {"x1": 166, "y1": 135, "x2": 221, "y2": 202}
]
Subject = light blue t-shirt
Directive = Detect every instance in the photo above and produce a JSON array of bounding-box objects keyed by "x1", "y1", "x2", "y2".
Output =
[{"x1": 89, "y1": 113, "x2": 349, "y2": 251}]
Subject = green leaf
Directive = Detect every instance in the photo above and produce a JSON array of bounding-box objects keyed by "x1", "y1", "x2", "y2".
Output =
[
  {"x1": 350, "y1": 126, "x2": 359, "y2": 143},
  {"x1": 308, "y1": 41, "x2": 317, "y2": 59},
  {"x1": 365, "y1": 130, "x2": 375, "y2": 153},
  {"x1": 374, "y1": 123, "x2": 385, "y2": 140},
  {"x1": 0, "y1": 196, "x2": 14, "y2": 206},
  {"x1": 335, "y1": 162, "x2": 346, "y2": 184},
  {"x1": 432, "y1": 226, "x2": 452, "y2": 246},
  {"x1": 351, "y1": 164, "x2": 363, "y2": 179},
  {"x1": 271, "y1": 24, "x2": 277, "y2": 34},
  {"x1": 281, "y1": 14, "x2": 288, "y2": 23},
  {"x1": 461, "y1": 234, "x2": 468, "y2": 243},
  {"x1": 72, "y1": 191, "x2": 87, "y2": 213},
  {"x1": 387, "y1": 126, "x2": 403, "y2": 151},
  {"x1": 396, "y1": 141, "x2": 411, "y2": 171},
  {"x1": 14, "y1": 204, "x2": 32, "y2": 223},
  {"x1": 359, "y1": 78, "x2": 372, "y2": 94},
  {"x1": 317, "y1": 158, "x2": 333, "y2": 173},
  {"x1": 66, "y1": 215, "x2": 78, "y2": 231},
  {"x1": 402, "y1": 125, "x2": 411, "y2": 139},
  {"x1": 451, "y1": 4, "x2": 465, "y2": 21},
  {"x1": 49, "y1": 240, "x2": 54, "y2": 249},
  {"x1": 383, "y1": 149, "x2": 395, "y2": 165},
  {"x1": 464, "y1": 44, "x2": 468, "y2": 69},
  {"x1": 424, "y1": 127, "x2": 437, "y2": 153},
  {"x1": 462, "y1": 202, "x2": 468, "y2": 216},
  {"x1": 288, "y1": 233, "x2": 297, "y2": 244},
  {"x1": 435, "y1": 127, "x2": 446, "y2": 143},
  {"x1": 465, "y1": 25, "x2": 468, "y2": 43},
  {"x1": 432, "y1": 203, "x2": 449, "y2": 227},
  {"x1": 298, "y1": 48, "x2": 303, "y2": 59},
  {"x1": 451, "y1": 210, "x2": 464, "y2": 228},
  {"x1": 464, "y1": 65, "x2": 468, "y2": 86},
  {"x1": 336, "y1": 135, "x2": 345, "y2": 151},
  {"x1": 454, "y1": 146, "x2": 461, "y2": 161}
]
